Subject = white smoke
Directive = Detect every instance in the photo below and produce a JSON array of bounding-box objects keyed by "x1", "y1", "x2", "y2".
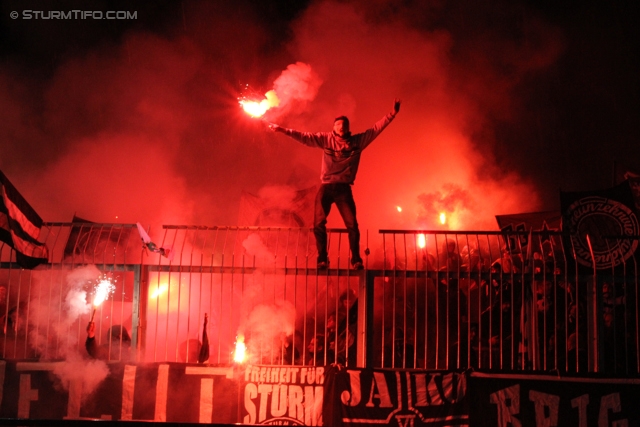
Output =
[
  {"x1": 240, "y1": 301, "x2": 296, "y2": 364},
  {"x1": 28, "y1": 265, "x2": 110, "y2": 399}
]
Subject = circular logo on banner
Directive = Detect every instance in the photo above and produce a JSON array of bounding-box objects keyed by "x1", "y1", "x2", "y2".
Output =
[
  {"x1": 567, "y1": 196, "x2": 639, "y2": 269},
  {"x1": 261, "y1": 417, "x2": 305, "y2": 425}
]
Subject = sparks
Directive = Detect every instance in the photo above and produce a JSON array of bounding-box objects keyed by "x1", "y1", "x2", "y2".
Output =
[
  {"x1": 90, "y1": 274, "x2": 116, "y2": 321},
  {"x1": 396, "y1": 206, "x2": 402, "y2": 212},
  {"x1": 234, "y1": 335, "x2": 247, "y2": 363},
  {"x1": 93, "y1": 277, "x2": 115, "y2": 307},
  {"x1": 239, "y1": 90, "x2": 279, "y2": 118}
]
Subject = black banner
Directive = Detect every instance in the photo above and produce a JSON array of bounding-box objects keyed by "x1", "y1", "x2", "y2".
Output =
[
  {"x1": 0, "y1": 361, "x2": 467, "y2": 426},
  {"x1": 0, "y1": 361, "x2": 239, "y2": 423},
  {"x1": 325, "y1": 367, "x2": 468, "y2": 427},
  {"x1": 468, "y1": 373, "x2": 640, "y2": 427},
  {"x1": 560, "y1": 181, "x2": 640, "y2": 271}
]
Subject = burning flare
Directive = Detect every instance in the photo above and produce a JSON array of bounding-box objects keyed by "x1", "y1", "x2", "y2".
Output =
[
  {"x1": 417, "y1": 234, "x2": 426, "y2": 249},
  {"x1": 439, "y1": 212, "x2": 447, "y2": 225},
  {"x1": 239, "y1": 90, "x2": 280, "y2": 118},
  {"x1": 90, "y1": 275, "x2": 116, "y2": 321},
  {"x1": 234, "y1": 335, "x2": 247, "y2": 363},
  {"x1": 149, "y1": 283, "x2": 169, "y2": 299}
]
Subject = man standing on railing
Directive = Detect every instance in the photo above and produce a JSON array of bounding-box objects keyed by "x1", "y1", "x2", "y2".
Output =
[{"x1": 268, "y1": 99, "x2": 401, "y2": 269}]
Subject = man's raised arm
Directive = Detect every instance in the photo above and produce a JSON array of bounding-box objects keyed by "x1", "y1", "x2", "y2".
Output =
[{"x1": 266, "y1": 122, "x2": 327, "y2": 148}]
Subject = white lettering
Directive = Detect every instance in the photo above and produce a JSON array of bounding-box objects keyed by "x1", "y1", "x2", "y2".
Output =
[
  {"x1": 529, "y1": 390, "x2": 559, "y2": 427},
  {"x1": 599, "y1": 393, "x2": 627, "y2": 427},
  {"x1": 571, "y1": 394, "x2": 589, "y2": 427},
  {"x1": 244, "y1": 383, "x2": 257, "y2": 424},
  {"x1": 365, "y1": 372, "x2": 393, "y2": 408},
  {"x1": 489, "y1": 384, "x2": 521, "y2": 427}
]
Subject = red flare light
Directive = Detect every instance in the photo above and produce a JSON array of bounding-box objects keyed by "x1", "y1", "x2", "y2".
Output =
[
  {"x1": 239, "y1": 90, "x2": 279, "y2": 118},
  {"x1": 234, "y1": 335, "x2": 247, "y2": 363},
  {"x1": 417, "y1": 234, "x2": 426, "y2": 249},
  {"x1": 149, "y1": 283, "x2": 168, "y2": 299}
]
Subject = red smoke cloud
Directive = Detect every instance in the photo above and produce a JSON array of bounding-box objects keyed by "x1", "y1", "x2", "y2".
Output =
[
  {"x1": 0, "y1": 0, "x2": 565, "y2": 232},
  {"x1": 272, "y1": 0, "x2": 563, "y2": 230}
]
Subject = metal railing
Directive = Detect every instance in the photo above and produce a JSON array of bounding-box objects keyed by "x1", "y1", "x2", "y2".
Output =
[{"x1": 1, "y1": 223, "x2": 638, "y2": 376}]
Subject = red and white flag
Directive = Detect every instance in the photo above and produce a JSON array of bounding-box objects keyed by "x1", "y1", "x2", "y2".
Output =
[{"x1": 0, "y1": 170, "x2": 48, "y2": 268}]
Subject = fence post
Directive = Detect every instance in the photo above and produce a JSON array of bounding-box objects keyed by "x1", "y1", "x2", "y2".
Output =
[
  {"x1": 132, "y1": 264, "x2": 146, "y2": 363},
  {"x1": 356, "y1": 270, "x2": 376, "y2": 368}
]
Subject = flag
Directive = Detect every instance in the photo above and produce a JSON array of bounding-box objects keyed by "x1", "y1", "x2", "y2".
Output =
[
  {"x1": 560, "y1": 180, "x2": 640, "y2": 271},
  {"x1": 495, "y1": 210, "x2": 562, "y2": 253},
  {"x1": 63, "y1": 215, "x2": 133, "y2": 261},
  {"x1": 0, "y1": 170, "x2": 49, "y2": 268},
  {"x1": 198, "y1": 313, "x2": 210, "y2": 364}
]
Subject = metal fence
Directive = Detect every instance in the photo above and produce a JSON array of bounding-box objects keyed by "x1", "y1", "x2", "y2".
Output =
[{"x1": 1, "y1": 223, "x2": 638, "y2": 376}]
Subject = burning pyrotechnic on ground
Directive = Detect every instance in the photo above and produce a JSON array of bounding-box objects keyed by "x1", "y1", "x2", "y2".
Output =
[
  {"x1": 239, "y1": 90, "x2": 279, "y2": 118},
  {"x1": 234, "y1": 335, "x2": 247, "y2": 363}
]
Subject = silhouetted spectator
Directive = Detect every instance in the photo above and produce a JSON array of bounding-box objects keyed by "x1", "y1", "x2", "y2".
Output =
[
  {"x1": 86, "y1": 322, "x2": 132, "y2": 361},
  {"x1": 383, "y1": 327, "x2": 415, "y2": 368},
  {"x1": 307, "y1": 334, "x2": 331, "y2": 366}
]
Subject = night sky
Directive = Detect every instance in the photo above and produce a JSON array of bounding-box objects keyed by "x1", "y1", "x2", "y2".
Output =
[{"x1": 1, "y1": 0, "x2": 638, "y2": 232}]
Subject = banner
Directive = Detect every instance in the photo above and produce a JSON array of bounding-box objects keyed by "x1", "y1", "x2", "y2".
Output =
[
  {"x1": 495, "y1": 210, "x2": 562, "y2": 255},
  {"x1": 0, "y1": 361, "x2": 239, "y2": 423},
  {"x1": 2, "y1": 361, "x2": 638, "y2": 426},
  {"x1": 0, "y1": 170, "x2": 49, "y2": 268},
  {"x1": 560, "y1": 181, "x2": 640, "y2": 270},
  {"x1": 63, "y1": 215, "x2": 133, "y2": 261},
  {"x1": 468, "y1": 373, "x2": 640, "y2": 427},
  {"x1": 241, "y1": 365, "x2": 326, "y2": 425},
  {"x1": 325, "y1": 367, "x2": 468, "y2": 427},
  {"x1": 0, "y1": 361, "x2": 466, "y2": 426}
]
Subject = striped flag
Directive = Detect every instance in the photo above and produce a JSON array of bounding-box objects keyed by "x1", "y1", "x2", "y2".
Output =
[{"x1": 0, "y1": 170, "x2": 49, "y2": 268}]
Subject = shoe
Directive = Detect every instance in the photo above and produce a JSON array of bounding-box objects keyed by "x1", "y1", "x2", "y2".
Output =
[
  {"x1": 351, "y1": 261, "x2": 364, "y2": 270},
  {"x1": 317, "y1": 261, "x2": 328, "y2": 269}
]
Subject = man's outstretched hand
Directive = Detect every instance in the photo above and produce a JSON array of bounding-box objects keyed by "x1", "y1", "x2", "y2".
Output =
[
  {"x1": 393, "y1": 98, "x2": 401, "y2": 116},
  {"x1": 266, "y1": 122, "x2": 281, "y2": 132}
]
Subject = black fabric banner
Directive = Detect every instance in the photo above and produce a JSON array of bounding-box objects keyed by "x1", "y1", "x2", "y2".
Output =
[
  {"x1": 323, "y1": 367, "x2": 468, "y2": 427},
  {"x1": 0, "y1": 361, "x2": 239, "y2": 423},
  {"x1": 468, "y1": 373, "x2": 640, "y2": 427},
  {"x1": 0, "y1": 361, "x2": 467, "y2": 426}
]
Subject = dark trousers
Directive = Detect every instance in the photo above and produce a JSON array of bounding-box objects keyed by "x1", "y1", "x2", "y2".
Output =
[{"x1": 314, "y1": 183, "x2": 362, "y2": 264}]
